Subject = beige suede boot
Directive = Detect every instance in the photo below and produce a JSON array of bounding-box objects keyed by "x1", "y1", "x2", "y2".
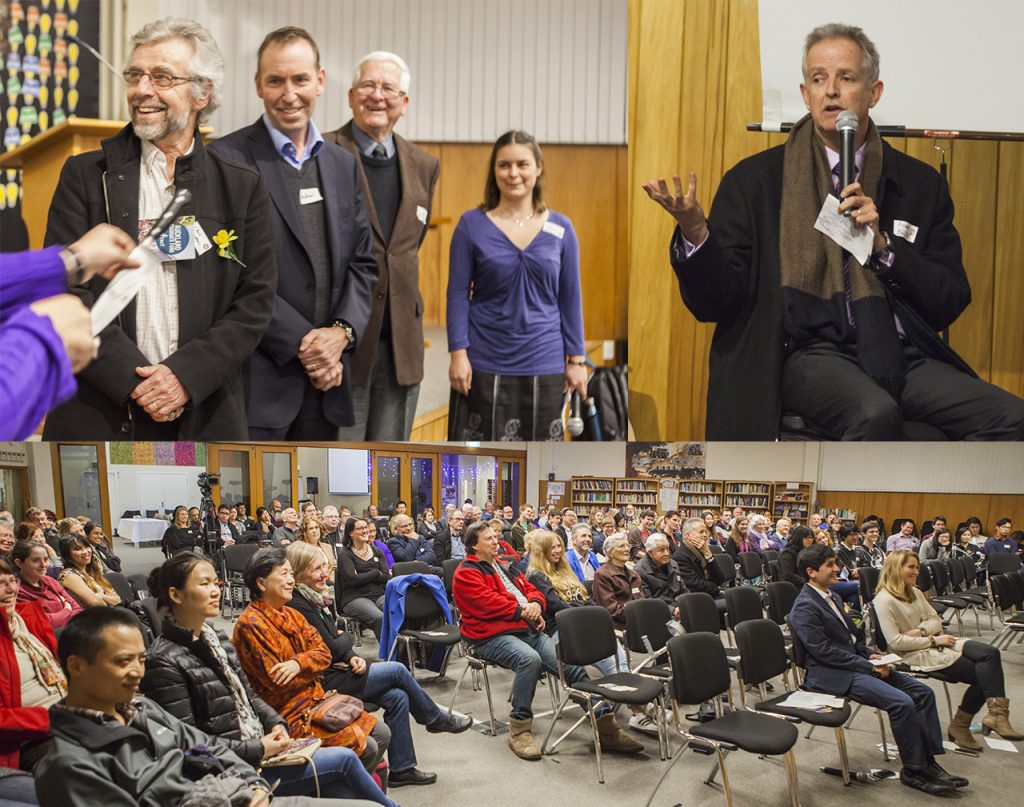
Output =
[
  {"x1": 596, "y1": 713, "x2": 645, "y2": 753},
  {"x1": 507, "y1": 716, "x2": 542, "y2": 760},
  {"x1": 982, "y1": 697, "x2": 1024, "y2": 741},
  {"x1": 946, "y1": 708, "x2": 983, "y2": 751}
]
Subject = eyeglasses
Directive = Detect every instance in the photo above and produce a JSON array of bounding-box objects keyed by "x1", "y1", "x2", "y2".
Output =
[
  {"x1": 123, "y1": 69, "x2": 197, "y2": 89},
  {"x1": 353, "y1": 80, "x2": 405, "y2": 100}
]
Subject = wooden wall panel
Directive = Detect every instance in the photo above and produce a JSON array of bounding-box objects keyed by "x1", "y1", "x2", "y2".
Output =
[
  {"x1": 629, "y1": 0, "x2": 1024, "y2": 439},
  {"x1": 816, "y1": 491, "x2": 1024, "y2": 535}
]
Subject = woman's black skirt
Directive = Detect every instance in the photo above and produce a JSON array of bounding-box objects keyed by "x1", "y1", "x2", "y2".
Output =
[{"x1": 448, "y1": 371, "x2": 565, "y2": 441}]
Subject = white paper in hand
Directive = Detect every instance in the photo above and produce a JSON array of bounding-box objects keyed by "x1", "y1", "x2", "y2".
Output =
[
  {"x1": 90, "y1": 241, "x2": 165, "y2": 336},
  {"x1": 813, "y1": 194, "x2": 875, "y2": 266},
  {"x1": 870, "y1": 653, "x2": 902, "y2": 666}
]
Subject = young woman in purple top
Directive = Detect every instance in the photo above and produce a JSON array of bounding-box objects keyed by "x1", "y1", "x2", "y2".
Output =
[{"x1": 446, "y1": 130, "x2": 587, "y2": 440}]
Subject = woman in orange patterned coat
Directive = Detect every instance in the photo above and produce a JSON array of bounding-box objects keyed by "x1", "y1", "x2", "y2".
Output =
[{"x1": 232, "y1": 546, "x2": 390, "y2": 773}]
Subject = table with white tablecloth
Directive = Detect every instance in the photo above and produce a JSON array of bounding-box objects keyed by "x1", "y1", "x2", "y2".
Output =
[{"x1": 117, "y1": 518, "x2": 168, "y2": 547}]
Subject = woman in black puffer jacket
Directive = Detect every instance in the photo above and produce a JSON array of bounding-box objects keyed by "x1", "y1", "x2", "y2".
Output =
[
  {"x1": 777, "y1": 525, "x2": 815, "y2": 590},
  {"x1": 140, "y1": 552, "x2": 395, "y2": 806}
]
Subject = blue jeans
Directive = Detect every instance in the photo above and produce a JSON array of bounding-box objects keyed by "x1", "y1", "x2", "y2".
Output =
[
  {"x1": 474, "y1": 630, "x2": 592, "y2": 720},
  {"x1": 845, "y1": 669, "x2": 944, "y2": 770},
  {"x1": 831, "y1": 581, "x2": 861, "y2": 612},
  {"x1": 269, "y1": 745, "x2": 397, "y2": 806},
  {"x1": 362, "y1": 660, "x2": 444, "y2": 772}
]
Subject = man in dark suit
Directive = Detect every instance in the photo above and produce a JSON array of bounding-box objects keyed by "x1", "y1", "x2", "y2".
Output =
[
  {"x1": 43, "y1": 18, "x2": 276, "y2": 439},
  {"x1": 214, "y1": 504, "x2": 240, "y2": 548},
  {"x1": 210, "y1": 27, "x2": 376, "y2": 439},
  {"x1": 789, "y1": 544, "x2": 966, "y2": 796},
  {"x1": 644, "y1": 23, "x2": 1024, "y2": 440},
  {"x1": 673, "y1": 517, "x2": 727, "y2": 618},
  {"x1": 326, "y1": 52, "x2": 441, "y2": 441}
]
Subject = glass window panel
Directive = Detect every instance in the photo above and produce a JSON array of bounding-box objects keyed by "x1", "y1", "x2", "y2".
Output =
[
  {"x1": 410, "y1": 458, "x2": 434, "y2": 520},
  {"x1": 441, "y1": 454, "x2": 497, "y2": 510},
  {"x1": 376, "y1": 456, "x2": 401, "y2": 515},
  {"x1": 499, "y1": 461, "x2": 520, "y2": 508},
  {"x1": 262, "y1": 452, "x2": 292, "y2": 510},
  {"x1": 0, "y1": 468, "x2": 28, "y2": 518},
  {"x1": 58, "y1": 445, "x2": 102, "y2": 524},
  {"x1": 218, "y1": 450, "x2": 250, "y2": 509}
]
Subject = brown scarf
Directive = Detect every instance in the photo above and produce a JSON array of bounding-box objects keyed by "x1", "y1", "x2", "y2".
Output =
[{"x1": 780, "y1": 114, "x2": 905, "y2": 398}]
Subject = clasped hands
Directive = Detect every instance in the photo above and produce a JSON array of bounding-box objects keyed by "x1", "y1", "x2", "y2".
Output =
[
  {"x1": 299, "y1": 326, "x2": 349, "y2": 391},
  {"x1": 642, "y1": 171, "x2": 886, "y2": 254},
  {"x1": 131, "y1": 363, "x2": 189, "y2": 423},
  {"x1": 522, "y1": 601, "x2": 546, "y2": 632}
]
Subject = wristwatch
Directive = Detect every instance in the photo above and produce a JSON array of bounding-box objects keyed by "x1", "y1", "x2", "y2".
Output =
[
  {"x1": 928, "y1": 636, "x2": 937, "y2": 648},
  {"x1": 330, "y1": 320, "x2": 356, "y2": 352},
  {"x1": 60, "y1": 246, "x2": 87, "y2": 286},
  {"x1": 868, "y1": 230, "x2": 894, "y2": 268}
]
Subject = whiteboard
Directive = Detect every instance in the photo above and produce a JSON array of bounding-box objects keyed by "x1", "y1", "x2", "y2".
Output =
[
  {"x1": 328, "y1": 449, "x2": 371, "y2": 495},
  {"x1": 758, "y1": 0, "x2": 1024, "y2": 134}
]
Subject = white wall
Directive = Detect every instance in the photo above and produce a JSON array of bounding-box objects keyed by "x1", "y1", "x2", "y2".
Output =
[
  {"x1": 26, "y1": 443, "x2": 55, "y2": 511},
  {"x1": 296, "y1": 447, "x2": 371, "y2": 514},
  {"x1": 105, "y1": 0, "x2": 629, "y2": 144},
  {"x1": 105, "y1": 447, "x2": 206, "y2": 518},
  {"x1": 526, "y1": 442, "x2": 626, "y2": 504},
  {"x1": 704, "y1": 443, "x2": 821, "y2": 485}
]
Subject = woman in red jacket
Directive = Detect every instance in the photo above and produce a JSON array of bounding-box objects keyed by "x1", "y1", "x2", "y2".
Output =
[{"x1": 1, "y1": 556, "x2": 66, "y2": 803}]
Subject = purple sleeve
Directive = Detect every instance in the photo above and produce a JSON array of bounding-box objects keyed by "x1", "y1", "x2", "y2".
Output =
[
  {"x1": 446, "y1": 214, "x2": 474, "y2": 352},
  {"x1": 557, "y1": 218, "x2": 585, "y2": 356},
  {"x1": 0, "y1": 307, "x2": 77, "y2": 439},
  {"x1": 0, "y1": 246, "x2": 66, "y2": 315}
]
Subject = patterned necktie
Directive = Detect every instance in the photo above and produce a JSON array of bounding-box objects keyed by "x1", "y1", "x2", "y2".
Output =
[
  {"x1": 372, "y1": 144, "x2": 387, "y2": 159},
  {"x1": 833, "y1": 163, "x2": 856, "y2": 327}
]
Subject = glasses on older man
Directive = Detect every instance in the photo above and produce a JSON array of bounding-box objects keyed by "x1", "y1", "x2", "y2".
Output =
[
  {"x1": 353, "y1": 80, "x2": 405, "y2": 100},
  {"x1": 123, "y1": 69, "x2": 197, "y2": 89}
]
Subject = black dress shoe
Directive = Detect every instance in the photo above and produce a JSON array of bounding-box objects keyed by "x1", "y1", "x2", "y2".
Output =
[
  {"x1": 426, "y1": 711, "x2": 473, "y2": 734},
  {"x1": 926, "y1": 761, "x2": 969, "y2": 789},
  {"x1": 389, "y1": 767, "x2": 438, "y2": 787},
  {"x1": 900, "y1": 767, "x2": 955, "y2": 796}
]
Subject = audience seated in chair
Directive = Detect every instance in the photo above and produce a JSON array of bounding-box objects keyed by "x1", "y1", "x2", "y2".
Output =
[
  {"x1": 12, "y1": 541, "x2": 81, "y2": 629},
  {"x1": 452, "y1": 520, "x2": 641, "y2": 760},
  {"x1": 788, "y1": 544, "x2": 969, "y2": 796},
  {"x1": 872, "y1": 550, "x2": 1022, "y2": 752},
  {"x1": 140, "y1": 552, "x2": 396, "y2": 804}
]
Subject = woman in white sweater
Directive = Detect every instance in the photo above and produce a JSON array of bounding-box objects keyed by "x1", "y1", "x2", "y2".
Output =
[{"x1": 873, "y1": 550, "x2": 1021, "y2": 752}]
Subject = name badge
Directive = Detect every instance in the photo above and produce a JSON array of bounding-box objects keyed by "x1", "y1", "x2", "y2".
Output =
[
  {"x1": 631, "y1": 587, "x2": 641, "y2": 594},
  {"x1": 140, "y1": 215, "x2": 208, "y2": 260},
  {"x1": 543, "y1": 220, "x2": 565, "y2": 239},
  {"x1": 893, "y1": 219, "x2": 918, "y2": 243},
  {"x1": 416, "y1": 204, "x2": 428, "y2": 225},
  {"x1": 300, "y1": 187, "x2": 323, "y2": 205}
]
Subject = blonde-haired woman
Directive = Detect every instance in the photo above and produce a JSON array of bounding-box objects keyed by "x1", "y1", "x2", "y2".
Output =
[
  {"x1": 873, "y1": 550, "x2": 1021, "y2": 751},
  {"x1": 296, "y1": 515, "x2": 336, "y2": 581}
]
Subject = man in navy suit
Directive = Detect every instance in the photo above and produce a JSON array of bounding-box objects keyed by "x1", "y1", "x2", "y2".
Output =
[
  {"x1": 789, "y1": 544, "x2": 967, "y2": 796},
  {"x1": 211, "y1": 27, "x2": 376, "y2": 439}
]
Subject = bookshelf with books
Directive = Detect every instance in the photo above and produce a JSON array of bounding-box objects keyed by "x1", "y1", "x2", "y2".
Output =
[
  {"x1": 570, "y1": 477, "x2": 615, "y2": 518},
  {"x1": 675, "y1": 480, "x2": 725, "y2": 519},
  {"x1": 772, "y1": 482, "x2": 813, "y2": 525},
  {"x1": 724, "y1": 481, "x2": 772, "y2": 512},
  {"x1": 614, "y1": 479, "x2": 658, "y2": 510}
]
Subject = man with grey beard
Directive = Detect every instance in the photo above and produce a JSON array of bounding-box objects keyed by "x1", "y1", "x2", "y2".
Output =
[{"x1": 43, "y1": 17, "x2": 275, "y2": 440}]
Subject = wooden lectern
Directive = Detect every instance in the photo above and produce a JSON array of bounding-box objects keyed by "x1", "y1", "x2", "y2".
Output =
[{"x1": 0, "y1": 117, "x2": 126, "y2": 249}]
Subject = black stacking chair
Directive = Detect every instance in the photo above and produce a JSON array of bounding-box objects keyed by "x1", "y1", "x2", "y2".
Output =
[
  {"x1": 542, "y1": 607, "x2": 667, "y2": 782},
  {"x1": 623, "y1": 598, "x2": 674, "y2": 676},
  {"x1": 722, "y1": 586, "x2": 763, "y2": 640},
  {"x1": 945, "y1": 558, "x2": 986, "y2": 633},
  {"x1": 987, "y1": 552, "x2": 1023, "y2": 577},
  {"x1": 735, "y1": 619, "x2": 855, "y2": 785},
  {"x1": 127, "y1": 574, "x2": 150, "y2": 600},
  {"x1": 665, "y1": 632, "x2": 801, "y2": 807},
  {"x1": 761, "y1": 550, "x2": 780, "y2": 580},
  {"x1": 105, "y1": 572, "x2": 136, "y2": 605},
  {"x1": 386, "y1": 581, "x2": 461, "y2": 675},
  {"x1": 676, "y1": 591, "x2": 737, "y2": 664},
  {"x1": 923, "y1": 560, "x2": 971, "y2": 634},
  {"x1": 857, "y1": 566, "x2": 881, "y2": 610},
  {"x1": 765, "y1": 581, "x2": 799, "y2": 626},
  {"x1": 989, "y1": 574, "x2": 1024, "y2": 650},
  {"x1": 787, "y1": 615, "x2": 894, "y2": 763},
  {"x1": 737, "y1": 552, "x2": 764, "y2": 586},
  {"x1": 441, "y1": 558, "x2": 461, "y2": 600},
  {"x1": 714, "y1": 553, "x2": 736, "y2": 588},
  {"x1": 221, "y1": 543, "x2": 259, "y2": 619},
  {"x1": 391, "y1": 560, "x2": 432, "y2": 577}
]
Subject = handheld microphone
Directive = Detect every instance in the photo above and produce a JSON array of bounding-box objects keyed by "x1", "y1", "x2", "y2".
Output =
[
  {"x1": 143, "y1": 189, "x2": 192, "y2": 246},
  {"x1": 836, "y1": 109, "x2": 859, "y2": 191},
  {"x1": 582, "y1": 397, "x2": 602, "y2": 441},
  {"x1": 567, "y1": 392, "x2": 584, "y2": 437}
]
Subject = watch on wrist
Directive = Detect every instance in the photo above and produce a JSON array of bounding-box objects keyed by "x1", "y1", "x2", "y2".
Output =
[
  {"x1": 567, "y1": 358, "x2": 586, "y2": 368},
  {"x1": 61, "y1": 246, "x2": 87, "y2": 286},
  {"x1": 330, "y1": 320, "x2": 356, "y2": 352},
  {"x1": 869, "y1": 230, "x2": 894, "y2": 267}
]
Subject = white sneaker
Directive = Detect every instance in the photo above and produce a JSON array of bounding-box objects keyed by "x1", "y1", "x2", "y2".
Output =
[
  {"x1": 645, "y1": 702, "x2": 672, "y2": 723},
  {"x1": 628, "y1": 713, "x2": 660, "y2": 736}
]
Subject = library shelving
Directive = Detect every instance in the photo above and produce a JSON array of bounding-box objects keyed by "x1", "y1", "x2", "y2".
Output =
[
  {"x1": 614, "y1": 478, "x2": 659, "y2": 510},
  {"x1": 570, "y1": 476, "x2": 614, "y2": 518},
  {"x1": 675, "y1": 480, "x2": 725, "y2": 519},
  {"x1": 772, "y1": 482, "x2": 813, "y2": 525},
  {"x1": 724, "y1": 481, "x2": 772, "y2": 512}
]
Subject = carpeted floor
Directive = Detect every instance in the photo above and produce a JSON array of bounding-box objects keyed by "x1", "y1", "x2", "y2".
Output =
[{"x1": 117, "y1": 541, "x2": 1024, "y2": 807}]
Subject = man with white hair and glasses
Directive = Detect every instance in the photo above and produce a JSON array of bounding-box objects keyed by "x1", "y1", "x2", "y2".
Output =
[
  {"x1": 43, "y1": 17, "x2": 275, "y2": 440},
  {"x1": 328, "y1": 52, "x2": 440, "y2": 440}
]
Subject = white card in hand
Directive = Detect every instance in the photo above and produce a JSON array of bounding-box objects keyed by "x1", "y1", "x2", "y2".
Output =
[
  {"x1": 870, "y1": 653, "x2": 902, "y2": 666},
  {"x1": 813, "y1": 194, "x2": 875, "y2": 266},
  {"x1": 90, "y1": 242, "x2": 165, "y2": 336}
]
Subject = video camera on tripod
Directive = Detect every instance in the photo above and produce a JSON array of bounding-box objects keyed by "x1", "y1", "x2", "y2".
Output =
[{"x1": 196, "y1": 472, "x2": 223, "y2": 560}]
